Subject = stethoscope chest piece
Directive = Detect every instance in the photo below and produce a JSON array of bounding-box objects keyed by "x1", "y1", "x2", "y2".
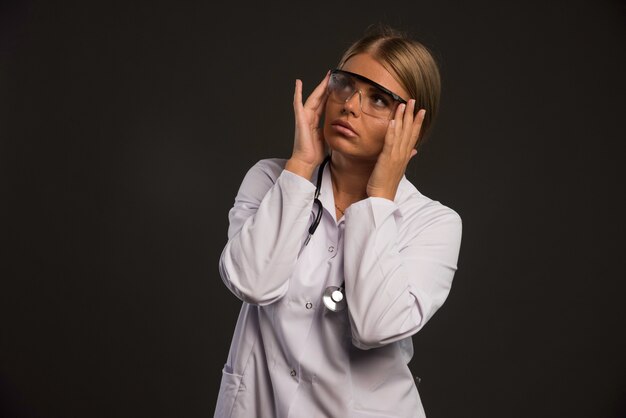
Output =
[{"x1": 323, "y1": 285, "x2": 346, "y2": 312}]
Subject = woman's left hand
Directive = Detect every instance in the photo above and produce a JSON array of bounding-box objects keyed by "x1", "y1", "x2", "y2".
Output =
[{"x1": 366, "y1": 100, "x2": 426, "y2": 200}]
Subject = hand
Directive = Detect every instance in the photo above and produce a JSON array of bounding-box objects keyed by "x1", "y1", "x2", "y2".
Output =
[
  {"x1": 366, "y1": 100, "x2": 426, "y2": 200},
  {"x1": 287, "y1": 71, "x2": 330, "y2": 178}
]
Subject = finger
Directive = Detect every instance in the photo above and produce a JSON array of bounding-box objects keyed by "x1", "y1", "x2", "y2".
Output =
[
  {"x1": 305, "y1": 73, "x2": 330, "y2": 114},
  {"x1": 402, "y1": 99, "x2": 416, "y2": 148},
  {"x1": 303, "y1": 70, "x2": 331, "y2": 111},
  {"x1": 293, "y1": 79, "x2": 303, "y2": 116},
  {"x1": 313, "y1": 86, "x2": 330, "y2": 119},
  {"x1": 384, "y1": 117, "x2": 397, "y2": 152},
  {"x1": 410, "y1": 109, "x2": 426, "y2": 147},
  {"x1": 393, "y1": 103, "x2": 406, "y2": 143}
]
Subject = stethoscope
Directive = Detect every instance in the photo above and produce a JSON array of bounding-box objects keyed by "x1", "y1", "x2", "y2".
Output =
[{"x1": 303, "y1": 154, "x2": 347, "y2": 312}]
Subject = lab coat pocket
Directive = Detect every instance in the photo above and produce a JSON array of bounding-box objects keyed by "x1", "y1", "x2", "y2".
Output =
[{"x1": 214, "y1": 366, "x2": 245, "y2": 418}]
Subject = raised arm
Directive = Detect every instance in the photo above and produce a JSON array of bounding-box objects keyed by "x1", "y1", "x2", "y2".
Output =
[
  {"x1": 219, "y1": 71, "x2": 331, "y2": 305},
  {"x1": 219, "y1": 159, "x2": 316, "y2": 305},
  {"x1": 343, "y1": 197, "x2": 462, "y2": 349}
]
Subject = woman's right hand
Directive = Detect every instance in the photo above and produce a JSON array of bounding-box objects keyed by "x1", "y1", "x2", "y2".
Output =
[{"x1": 286, "y1": 71, "x2": 331, "y2": 179}]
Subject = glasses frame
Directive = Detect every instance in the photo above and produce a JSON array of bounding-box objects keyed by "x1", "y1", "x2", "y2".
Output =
[{"x1": 329, "y1": 69, "x2": 408, "y2": 119}]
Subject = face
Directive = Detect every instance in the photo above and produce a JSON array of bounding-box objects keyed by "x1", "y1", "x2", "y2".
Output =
[{"x1": 323, "y1": 53, "x2": 410, "y2": 162}]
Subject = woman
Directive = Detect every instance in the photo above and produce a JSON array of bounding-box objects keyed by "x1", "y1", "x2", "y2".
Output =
[{"x1": 215, "y1": 26, "x2": 462, "y2": 418}]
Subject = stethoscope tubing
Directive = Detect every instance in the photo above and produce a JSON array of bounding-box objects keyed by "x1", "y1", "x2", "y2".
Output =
[{"x1": 303, "y1": 154, "x2": 346, "y2": 312}]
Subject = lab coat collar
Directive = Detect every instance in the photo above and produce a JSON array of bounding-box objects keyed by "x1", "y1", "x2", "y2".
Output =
[{"x1": 312, "y1": 157, "x2": 410, "y2": 224}]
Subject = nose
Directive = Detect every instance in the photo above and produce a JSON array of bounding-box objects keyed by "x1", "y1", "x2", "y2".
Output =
[{"x1": 342, "y1": 89, "x2": 362, "y2": 117}]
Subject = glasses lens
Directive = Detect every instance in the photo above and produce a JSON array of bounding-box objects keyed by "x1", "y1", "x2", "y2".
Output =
[
  {"x1": 329, "y1": 72, "x2": 355, "y2": 102},
  {"x1": 329, "y1": 71, "x2": 399, "y2": 119},
  {"x1": 362, "y1": 88, "x2": 397, "y2": 119}
]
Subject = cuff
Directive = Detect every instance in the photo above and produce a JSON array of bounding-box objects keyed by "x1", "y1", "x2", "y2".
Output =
[{"x1": 345, "y1": 197, "x2": 402, "y2": 229}]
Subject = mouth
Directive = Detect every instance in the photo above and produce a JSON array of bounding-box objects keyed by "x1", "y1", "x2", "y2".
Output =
[{"x1": 331, "y1": 120, "x2": 358, "y2": 137}]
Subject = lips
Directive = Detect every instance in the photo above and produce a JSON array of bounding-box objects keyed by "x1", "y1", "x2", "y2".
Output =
[{"x1": 331, "y1": 119, "x2": 358, "y2": 137}]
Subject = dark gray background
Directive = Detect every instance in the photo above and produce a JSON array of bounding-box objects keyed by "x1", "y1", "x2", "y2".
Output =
[{"x1": 1, "y1": 1, "x2": 625, "y2": 417}]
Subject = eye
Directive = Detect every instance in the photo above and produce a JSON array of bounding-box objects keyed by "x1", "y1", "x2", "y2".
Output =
[{"x1": 369, "y1": 92, "x2": 392, "y2": 109}]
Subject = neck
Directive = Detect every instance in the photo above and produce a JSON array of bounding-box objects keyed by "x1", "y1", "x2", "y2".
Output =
[{"x1": 329, "y1": 153, "x2": 374, "y2": 202}]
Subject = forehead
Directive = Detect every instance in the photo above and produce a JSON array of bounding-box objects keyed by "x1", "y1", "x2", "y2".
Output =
[{"x1": 341, "y1": 53, "x2": 409, "y2": 100}]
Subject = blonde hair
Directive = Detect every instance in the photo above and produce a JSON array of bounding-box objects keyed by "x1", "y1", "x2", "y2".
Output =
[{"x1": 338, "y1": 24, "x2": 442, "y2": 146}]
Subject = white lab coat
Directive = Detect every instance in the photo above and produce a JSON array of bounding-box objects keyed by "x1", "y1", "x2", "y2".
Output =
[{"x1": 214, "y1": 158, "x2": 462, "y2": 418}]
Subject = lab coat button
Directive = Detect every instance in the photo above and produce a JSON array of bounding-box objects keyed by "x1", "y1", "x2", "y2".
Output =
[
  {"x1": 305, "y1": 302, "x2": 313, "y2": 309},
  {"x1": 290, "y1": 369, "x2": 297, "y2": 377},
  {"x1": 328, "y1": 246, "x2": 334, "y2": 252}
]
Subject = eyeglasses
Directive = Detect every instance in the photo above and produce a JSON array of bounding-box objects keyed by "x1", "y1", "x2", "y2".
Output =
[{"x1": 328, "y1": 69, "x2": 408, "y2": 120}]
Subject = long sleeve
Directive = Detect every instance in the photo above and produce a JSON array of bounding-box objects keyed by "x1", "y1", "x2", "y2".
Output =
[
  {"x1": 343, "y1": 196, "x2": 463, "y2": 350},
  {"x1": 218, "y1": 159, "x2": 316, "y2": 305}
]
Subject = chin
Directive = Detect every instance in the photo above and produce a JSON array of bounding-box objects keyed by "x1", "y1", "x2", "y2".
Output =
[
  {"x1": 325, "y1": 133, "x2": 356, "y2": 153},
  {"x1": 326, "y1": 139, "x2": 379, "y2": 162},
  {"x1": 324, "y1": 126, "x2": 382, "y2": 160},
  {"x1": 324, "y1": 127, "x2": 357, "y2": 149}
]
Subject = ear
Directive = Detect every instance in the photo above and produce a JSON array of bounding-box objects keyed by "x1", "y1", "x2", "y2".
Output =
[{"x1": 409, "y1": 149, "x2": 418, "y2": 160}]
